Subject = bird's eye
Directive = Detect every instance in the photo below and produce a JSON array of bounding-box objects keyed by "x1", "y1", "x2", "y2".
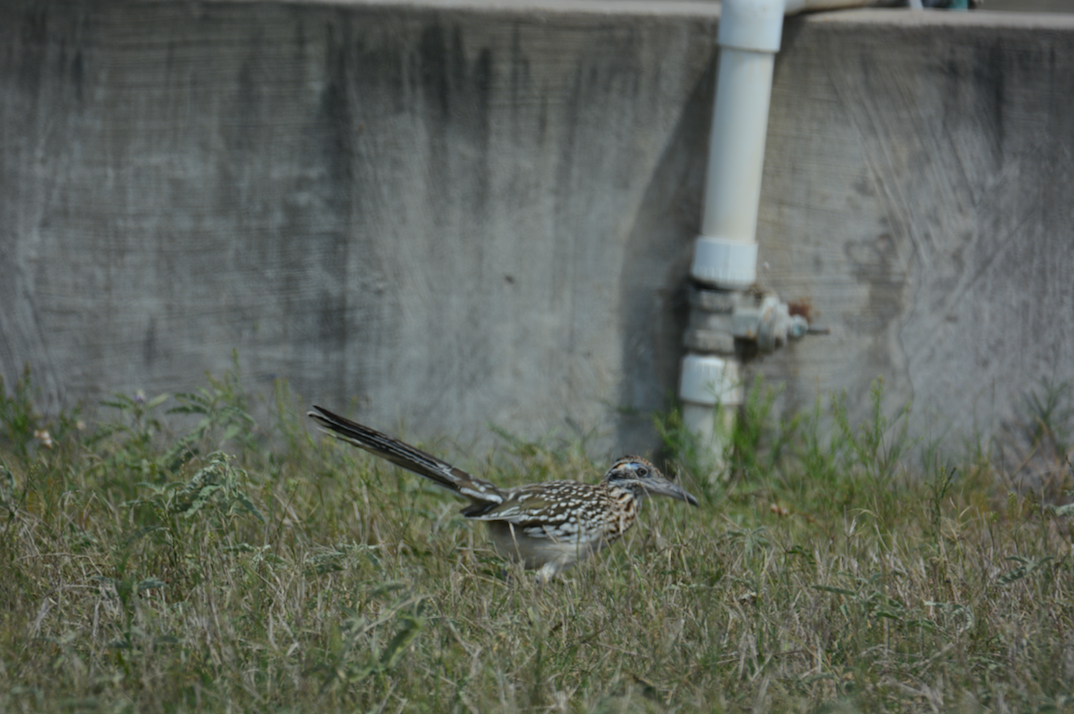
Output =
[{"x1": 635, "y1": 466, "x2": 649, "y2": 477}]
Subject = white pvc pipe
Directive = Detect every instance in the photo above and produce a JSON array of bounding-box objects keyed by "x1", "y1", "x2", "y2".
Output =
[
  {"x1": 682, "y1": 0, "x2": 870, "y2": 468},
  {"x1": 679, "y1": 354, "x2": 742, "y2": 469},
  {"x1": 702, "y1": 49, "x2": 774, "y2": 244},
  {"x1": 682, "y1": 0, "x2": 784, "y2": 464},
  {"x1": 690, "y1": 0, "x2": 784, "y2": 291},
  {"x1": 690, "y1": 46, "x2": 773, "y2": 290},
  {"x1": 691, "y1": 0, "x2": 874, "y2": 291}
]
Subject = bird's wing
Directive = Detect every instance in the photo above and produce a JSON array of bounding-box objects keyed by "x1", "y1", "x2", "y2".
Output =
[{"x1": 461, "y1": 482, "x2": 603, "y2": 530}]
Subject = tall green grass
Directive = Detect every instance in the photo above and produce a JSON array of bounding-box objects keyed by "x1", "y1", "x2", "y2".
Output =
[{"x1": 1, "y1": 366, "x2": 1072, "y2": 713}]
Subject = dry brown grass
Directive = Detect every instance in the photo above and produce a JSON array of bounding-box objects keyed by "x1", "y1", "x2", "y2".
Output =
[{"x1": 1, "y1": 371, "x2": 1073, "y2": 713}]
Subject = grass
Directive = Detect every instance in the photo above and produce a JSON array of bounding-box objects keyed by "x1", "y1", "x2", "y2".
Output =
[{"x1": 1, "y1": 367, "x2": 1073, "y2": 713}]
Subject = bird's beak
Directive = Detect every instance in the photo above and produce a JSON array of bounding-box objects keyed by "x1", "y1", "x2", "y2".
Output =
[{"x1": 645, "y1": 479, "x2": 700, "y2": 507}]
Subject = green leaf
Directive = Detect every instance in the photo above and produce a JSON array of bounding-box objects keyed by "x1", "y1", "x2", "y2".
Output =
[
  {"x1": 145, "y1": 393, "x2": 171, "y2": 409},
  {"x1": 233, "y1": 492, "x2": 265, "y2": 523},
  {"x1": 100, "y1": 398, "x2": 133, "y2": 411},
  {"x1": 1049, "y1": 502, "x2": 1074, "y2": 517},
  {"x1": 370, "y1": 582, "x2": 407, "y2": 598},
  {"x1": 812, "y1": 585, "x2": 856, "y2": 597},
  {"x1": 379, "y1": 614, "x2": 424, "y2": 671},
  {"x1": 136, "y1": 578, "x2": 166, "y2": 593}
]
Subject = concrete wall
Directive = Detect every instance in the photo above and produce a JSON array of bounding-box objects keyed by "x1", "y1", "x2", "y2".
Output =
[
  {"x1": 979, "y1": 1, "x2": 1074, "y2": 10},
  {"x1": 759, "y1": 10, "x2": 1074, "y2": 449},
  {"x1": 2, "y1": 1, "x2": 1072, "y2": 457}
]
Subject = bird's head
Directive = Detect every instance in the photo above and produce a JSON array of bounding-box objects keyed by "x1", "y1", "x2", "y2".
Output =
[{"x1": 602, "y1": 456, "x2": 699, "y2": 506}]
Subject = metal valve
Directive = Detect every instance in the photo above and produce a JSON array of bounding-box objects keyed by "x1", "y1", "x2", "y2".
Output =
[{"x1": 684, "y1": 285, "x2": 827, "y2": 357}]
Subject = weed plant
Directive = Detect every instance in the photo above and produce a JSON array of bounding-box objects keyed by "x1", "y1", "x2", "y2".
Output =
[{"x1": 1, "y1": 367, "x2": 1073, "y2": 713}]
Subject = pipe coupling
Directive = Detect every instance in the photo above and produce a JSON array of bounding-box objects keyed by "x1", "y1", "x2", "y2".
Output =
[
  {"x1": 680, "y1": 353, "x2": 743, "y2": 407},
  {"x1": 691, "y1": 236, "x2": 759, "y2": 290}
]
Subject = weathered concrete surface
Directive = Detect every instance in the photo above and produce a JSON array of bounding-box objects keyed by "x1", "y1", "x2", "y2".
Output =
[
  {"x1": 758, "y1": 10, "x2": 1074, "y2": 446},
  {"x1": 976, "y1": 1, "x2": 1073, "y2": 10},
  {"x1": 0, "y1": 0, "x2": 718, "y2": 452},
  {"x1": 1, "y1": 2, "x2": 1072, "y2": 456}
]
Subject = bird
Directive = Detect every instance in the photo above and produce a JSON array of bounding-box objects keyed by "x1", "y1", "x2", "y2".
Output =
[{"x1": 307, "y1": 405, "x2": 699, "y2": 581}]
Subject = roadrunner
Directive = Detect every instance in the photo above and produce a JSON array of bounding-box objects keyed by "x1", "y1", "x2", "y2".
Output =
[{"x1": 308, "y1": 405, "x2": 699, "y2": 580}]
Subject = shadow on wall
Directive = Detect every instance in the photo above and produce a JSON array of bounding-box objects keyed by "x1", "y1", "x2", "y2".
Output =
[{"x1": 614, "y1": 60, "x2": 716, "y2": 454}]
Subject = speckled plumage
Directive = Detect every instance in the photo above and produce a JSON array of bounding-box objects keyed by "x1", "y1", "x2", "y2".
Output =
[{"x1": 308, "y1": 405, "x2": 699, "y2": 580}]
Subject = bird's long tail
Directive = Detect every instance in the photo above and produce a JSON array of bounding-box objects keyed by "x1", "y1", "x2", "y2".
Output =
[{"x1": 307, "y1": 405, "x2": 505, "y2": 505}]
